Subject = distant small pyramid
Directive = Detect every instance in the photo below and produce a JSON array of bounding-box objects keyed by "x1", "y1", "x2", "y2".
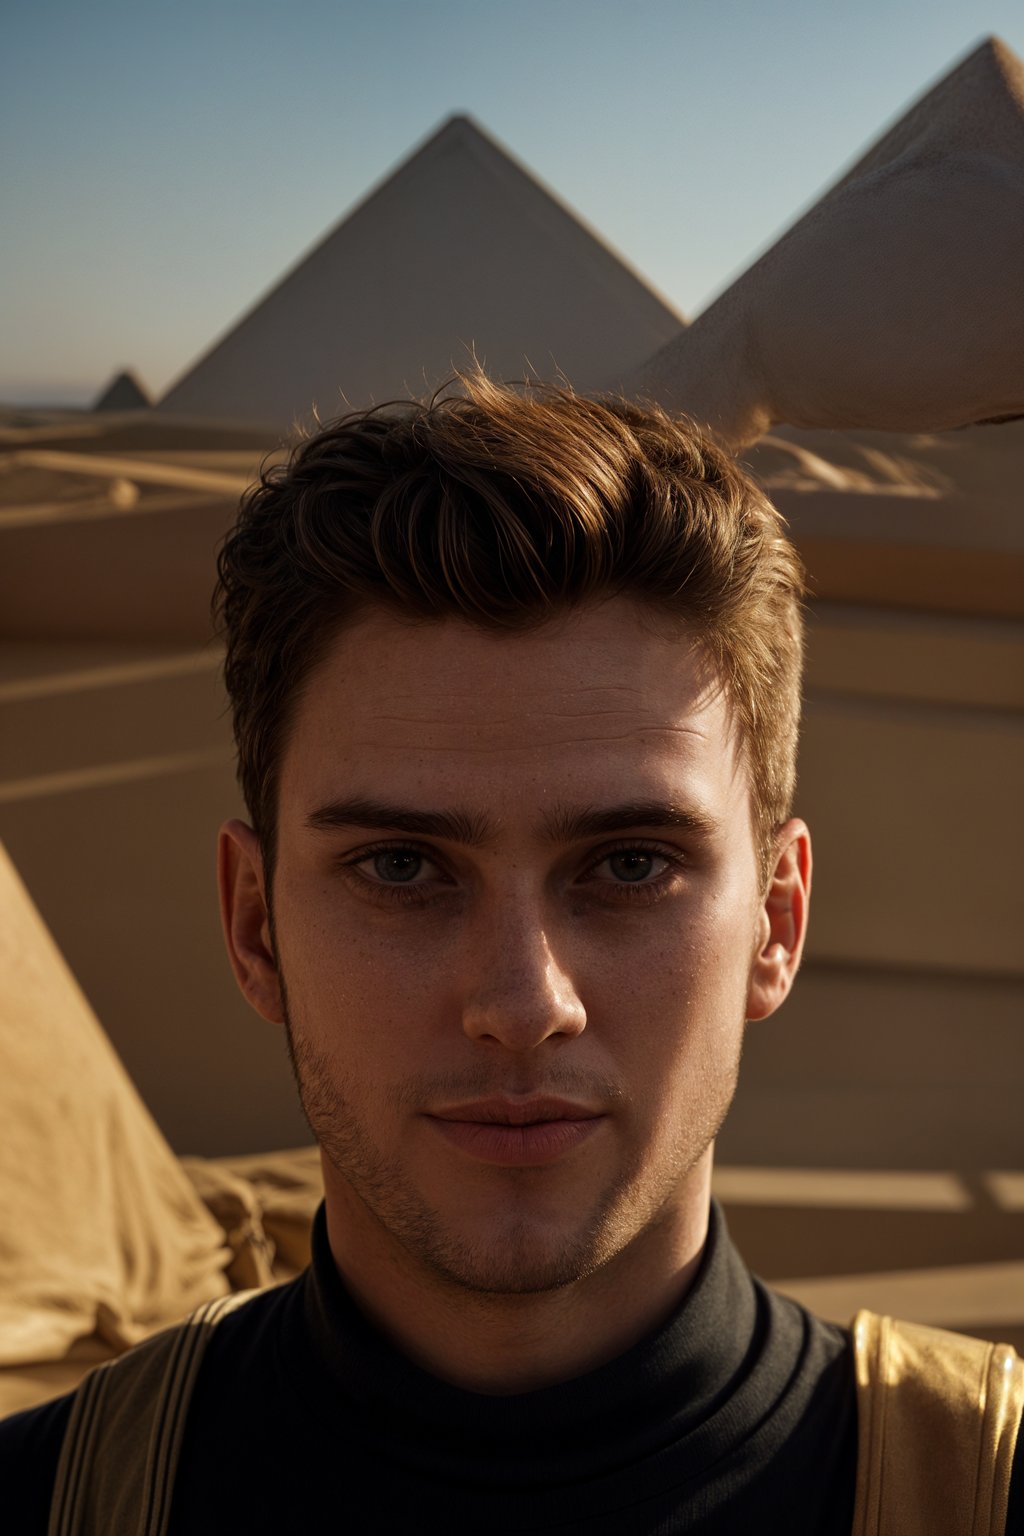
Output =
[
  {"x1": 631, "y1": 36, "x2": 1024, "y2": 445},
  {"x1": 158, "y1": 116, "x2": 684, "y2": 426},
  {"x1": 94, "y1": 370, "x2": 151, "y2": 412}
]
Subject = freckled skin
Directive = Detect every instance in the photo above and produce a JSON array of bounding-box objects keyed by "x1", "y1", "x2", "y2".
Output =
[{"x1": 220, "y1": 599, "x2": 810, "y2": 1392}]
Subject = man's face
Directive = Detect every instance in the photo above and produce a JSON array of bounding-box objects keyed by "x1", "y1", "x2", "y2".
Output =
[{"x1": 247, "y1": 599, "x2": 800, "y2": 1296}]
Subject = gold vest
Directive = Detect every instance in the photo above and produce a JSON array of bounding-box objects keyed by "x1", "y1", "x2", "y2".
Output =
[
  {"x1": 851, "y1": 1310, "x2": 1024, "y2": 1536},
  {"x1": 48, "y1": 1304, "x2": 1024, "y2": 1535}
]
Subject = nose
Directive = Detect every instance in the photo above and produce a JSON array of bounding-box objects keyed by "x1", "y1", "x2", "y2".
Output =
[{"x1": 460, "y1": 910, "x2": 587, "y2": 1050}]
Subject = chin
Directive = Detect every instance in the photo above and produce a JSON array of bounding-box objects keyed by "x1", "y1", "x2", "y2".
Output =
[{"x1": 416, "y1": 1220, "x2": 612, "y2": 1297}]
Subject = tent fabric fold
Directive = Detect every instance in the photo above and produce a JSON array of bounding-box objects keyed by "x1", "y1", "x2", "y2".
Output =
[{"x1": 0, "y1": 841, "x2": 231, "y2": 1367}]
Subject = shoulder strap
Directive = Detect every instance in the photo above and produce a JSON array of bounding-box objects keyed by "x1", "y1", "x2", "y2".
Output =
[
  {"x1": 851, "y1": 1309, "x2": 1024, "y2": 1536},
  {"x1": 48, "y1": 1290, "x2": 258, "y2": 1536}
]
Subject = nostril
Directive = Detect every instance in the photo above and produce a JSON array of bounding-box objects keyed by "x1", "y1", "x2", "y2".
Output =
[{"x1": 461, "y1": 989, "x2": 586, "y2": 1047}]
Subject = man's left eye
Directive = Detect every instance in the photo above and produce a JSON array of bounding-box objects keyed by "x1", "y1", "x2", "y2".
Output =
[{"x1": 593, "y1": 850, "x2": 670, "y2": 883}]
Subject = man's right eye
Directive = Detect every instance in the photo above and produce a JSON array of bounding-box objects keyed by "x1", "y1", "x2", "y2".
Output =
[
  {"x1": 346, "y1": 845, "x2": 441, "y2": 886},
  {"x1": 368, "y1": 849, "x2": 425, "y2": 883}
]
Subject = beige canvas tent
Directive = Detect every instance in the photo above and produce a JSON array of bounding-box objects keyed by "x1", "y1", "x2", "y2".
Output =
[{"x1": 157, "y1": 115, "x2": 685, "y2": 428}]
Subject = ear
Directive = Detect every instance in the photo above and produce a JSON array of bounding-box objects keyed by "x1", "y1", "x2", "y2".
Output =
[
  {"x1": 746, "y1": 818, "x2": 812, "y2": 1022},
  {"x1": 218, "y1": 819, "x2": 285, "y2": 1025}
]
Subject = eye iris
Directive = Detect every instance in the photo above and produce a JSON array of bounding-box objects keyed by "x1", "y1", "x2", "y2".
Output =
[
  {"x1": 609, "y1": 851, "x2": 653, "y2": 882},
  {"x1": 374, "y1": 851, "x2": 422, "y2": 883}
]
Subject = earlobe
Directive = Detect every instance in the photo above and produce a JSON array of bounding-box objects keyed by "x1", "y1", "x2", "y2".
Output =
[
  {"x1": 218, "y1": 819, "x2": 285, "y2": 1025},
  {"x1": 746, "y1": 819, "x2": 812, "y2": 1023}
]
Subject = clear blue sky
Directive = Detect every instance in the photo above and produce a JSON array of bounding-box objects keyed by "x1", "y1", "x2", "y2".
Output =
[{"x1": 3, "y1": 0, "x2": 1021, "y2": 405}]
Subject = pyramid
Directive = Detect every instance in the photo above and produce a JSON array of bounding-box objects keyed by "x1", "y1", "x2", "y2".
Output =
[
  {"x1": 631, "y1": 37, "x2": 1024, "y2": 446},
  {"x1": 93, "y1": 369, "x2": 150, "y2": 412},
  {"x1": 158, "y1": 116, "x2": 684, "y2": 427}
]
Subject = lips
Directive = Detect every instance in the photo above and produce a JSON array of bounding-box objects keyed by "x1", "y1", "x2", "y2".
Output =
[
  {"x1": 430, "y1": 1096, "x2": 603, "y2": 1126},
  {"x1": 426, "y1": 1097, "x2": 605, "y2": 1166}
]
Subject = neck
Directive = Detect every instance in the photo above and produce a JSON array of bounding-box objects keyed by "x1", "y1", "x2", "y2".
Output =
[{"x1": 321, "y1": 1154, "x2": 713, "y2": 1395}]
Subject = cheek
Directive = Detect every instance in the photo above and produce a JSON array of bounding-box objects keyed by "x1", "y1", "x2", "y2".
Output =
[
  {"x1": 585, "y1": 895, "x2": 754, "y2": 999},
  {"x1": 580, "y1": 907, "x2": 752, "y2": 1067},
  {"x1": 276, "y1": 892, "x2": 457, "y2": 1061}
]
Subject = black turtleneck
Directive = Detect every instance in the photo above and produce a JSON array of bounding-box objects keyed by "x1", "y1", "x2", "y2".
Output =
[{"x1": 3, "y1": 1201, "x2": 868, "y2": 1532}]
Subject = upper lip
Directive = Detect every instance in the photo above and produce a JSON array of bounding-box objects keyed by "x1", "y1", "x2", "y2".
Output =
[{"x1": 429, "y1": 1096, "x2": 604, "y2": 1125}]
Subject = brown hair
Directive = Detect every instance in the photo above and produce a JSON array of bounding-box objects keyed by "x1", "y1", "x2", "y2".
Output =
[{"x1": 215, "y1": 375, "x2": 804, "y2": 885}]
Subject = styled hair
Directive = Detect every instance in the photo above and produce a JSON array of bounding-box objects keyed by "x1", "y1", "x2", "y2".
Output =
[{"x1": 215, "y1": 376, "x2": 804, "y2": 885}]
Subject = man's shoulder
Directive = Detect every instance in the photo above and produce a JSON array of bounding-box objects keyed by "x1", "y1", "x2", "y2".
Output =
[
  {"x1": 852, "y1": 1308, "x2": 1023, "y2": 1419},
  {"x1": 852, "y1": 1311, "x2": 1024, "y2": 1535},
  {"x1": 0, "y1": 1279, "x2": 297, "y2": 1533},
  {"x1": 0, "y1": 1388, "x2": 76, "y2": 1533}
]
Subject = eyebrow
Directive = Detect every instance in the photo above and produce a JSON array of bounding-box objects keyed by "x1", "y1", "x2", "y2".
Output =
[
  {"x1": 306, "y1": 796, "x2": 719, "y2": 846},
  {"x1": 540, "y1": 801, "x2": 721, "y2": 843},
  {"x1": 306, "y1": 797, "x2": 494, "y2": 846}
]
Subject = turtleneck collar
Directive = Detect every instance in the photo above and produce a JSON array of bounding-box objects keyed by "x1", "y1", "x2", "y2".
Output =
[
  {"x1": 301, "y1": 1199, "x2": 765, "y2": 1490},
  {"x1": 154, "y1": 1193, "x2": 855, "y2": 1533}
]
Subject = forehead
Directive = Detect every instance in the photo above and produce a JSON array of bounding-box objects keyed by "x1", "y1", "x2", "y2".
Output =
[{"x1": 278, "y1": 600, "x2": 750, "y2": 825}]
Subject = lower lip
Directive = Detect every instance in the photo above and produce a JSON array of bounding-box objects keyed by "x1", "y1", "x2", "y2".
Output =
[{"x1": 427, "y1": 1117, "x2": 604, "y2": 1167}]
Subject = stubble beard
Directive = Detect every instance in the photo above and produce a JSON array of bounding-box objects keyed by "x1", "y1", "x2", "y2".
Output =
[{"x1": 281, "y1": 996, "x2": 740, "y2": 1300}]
